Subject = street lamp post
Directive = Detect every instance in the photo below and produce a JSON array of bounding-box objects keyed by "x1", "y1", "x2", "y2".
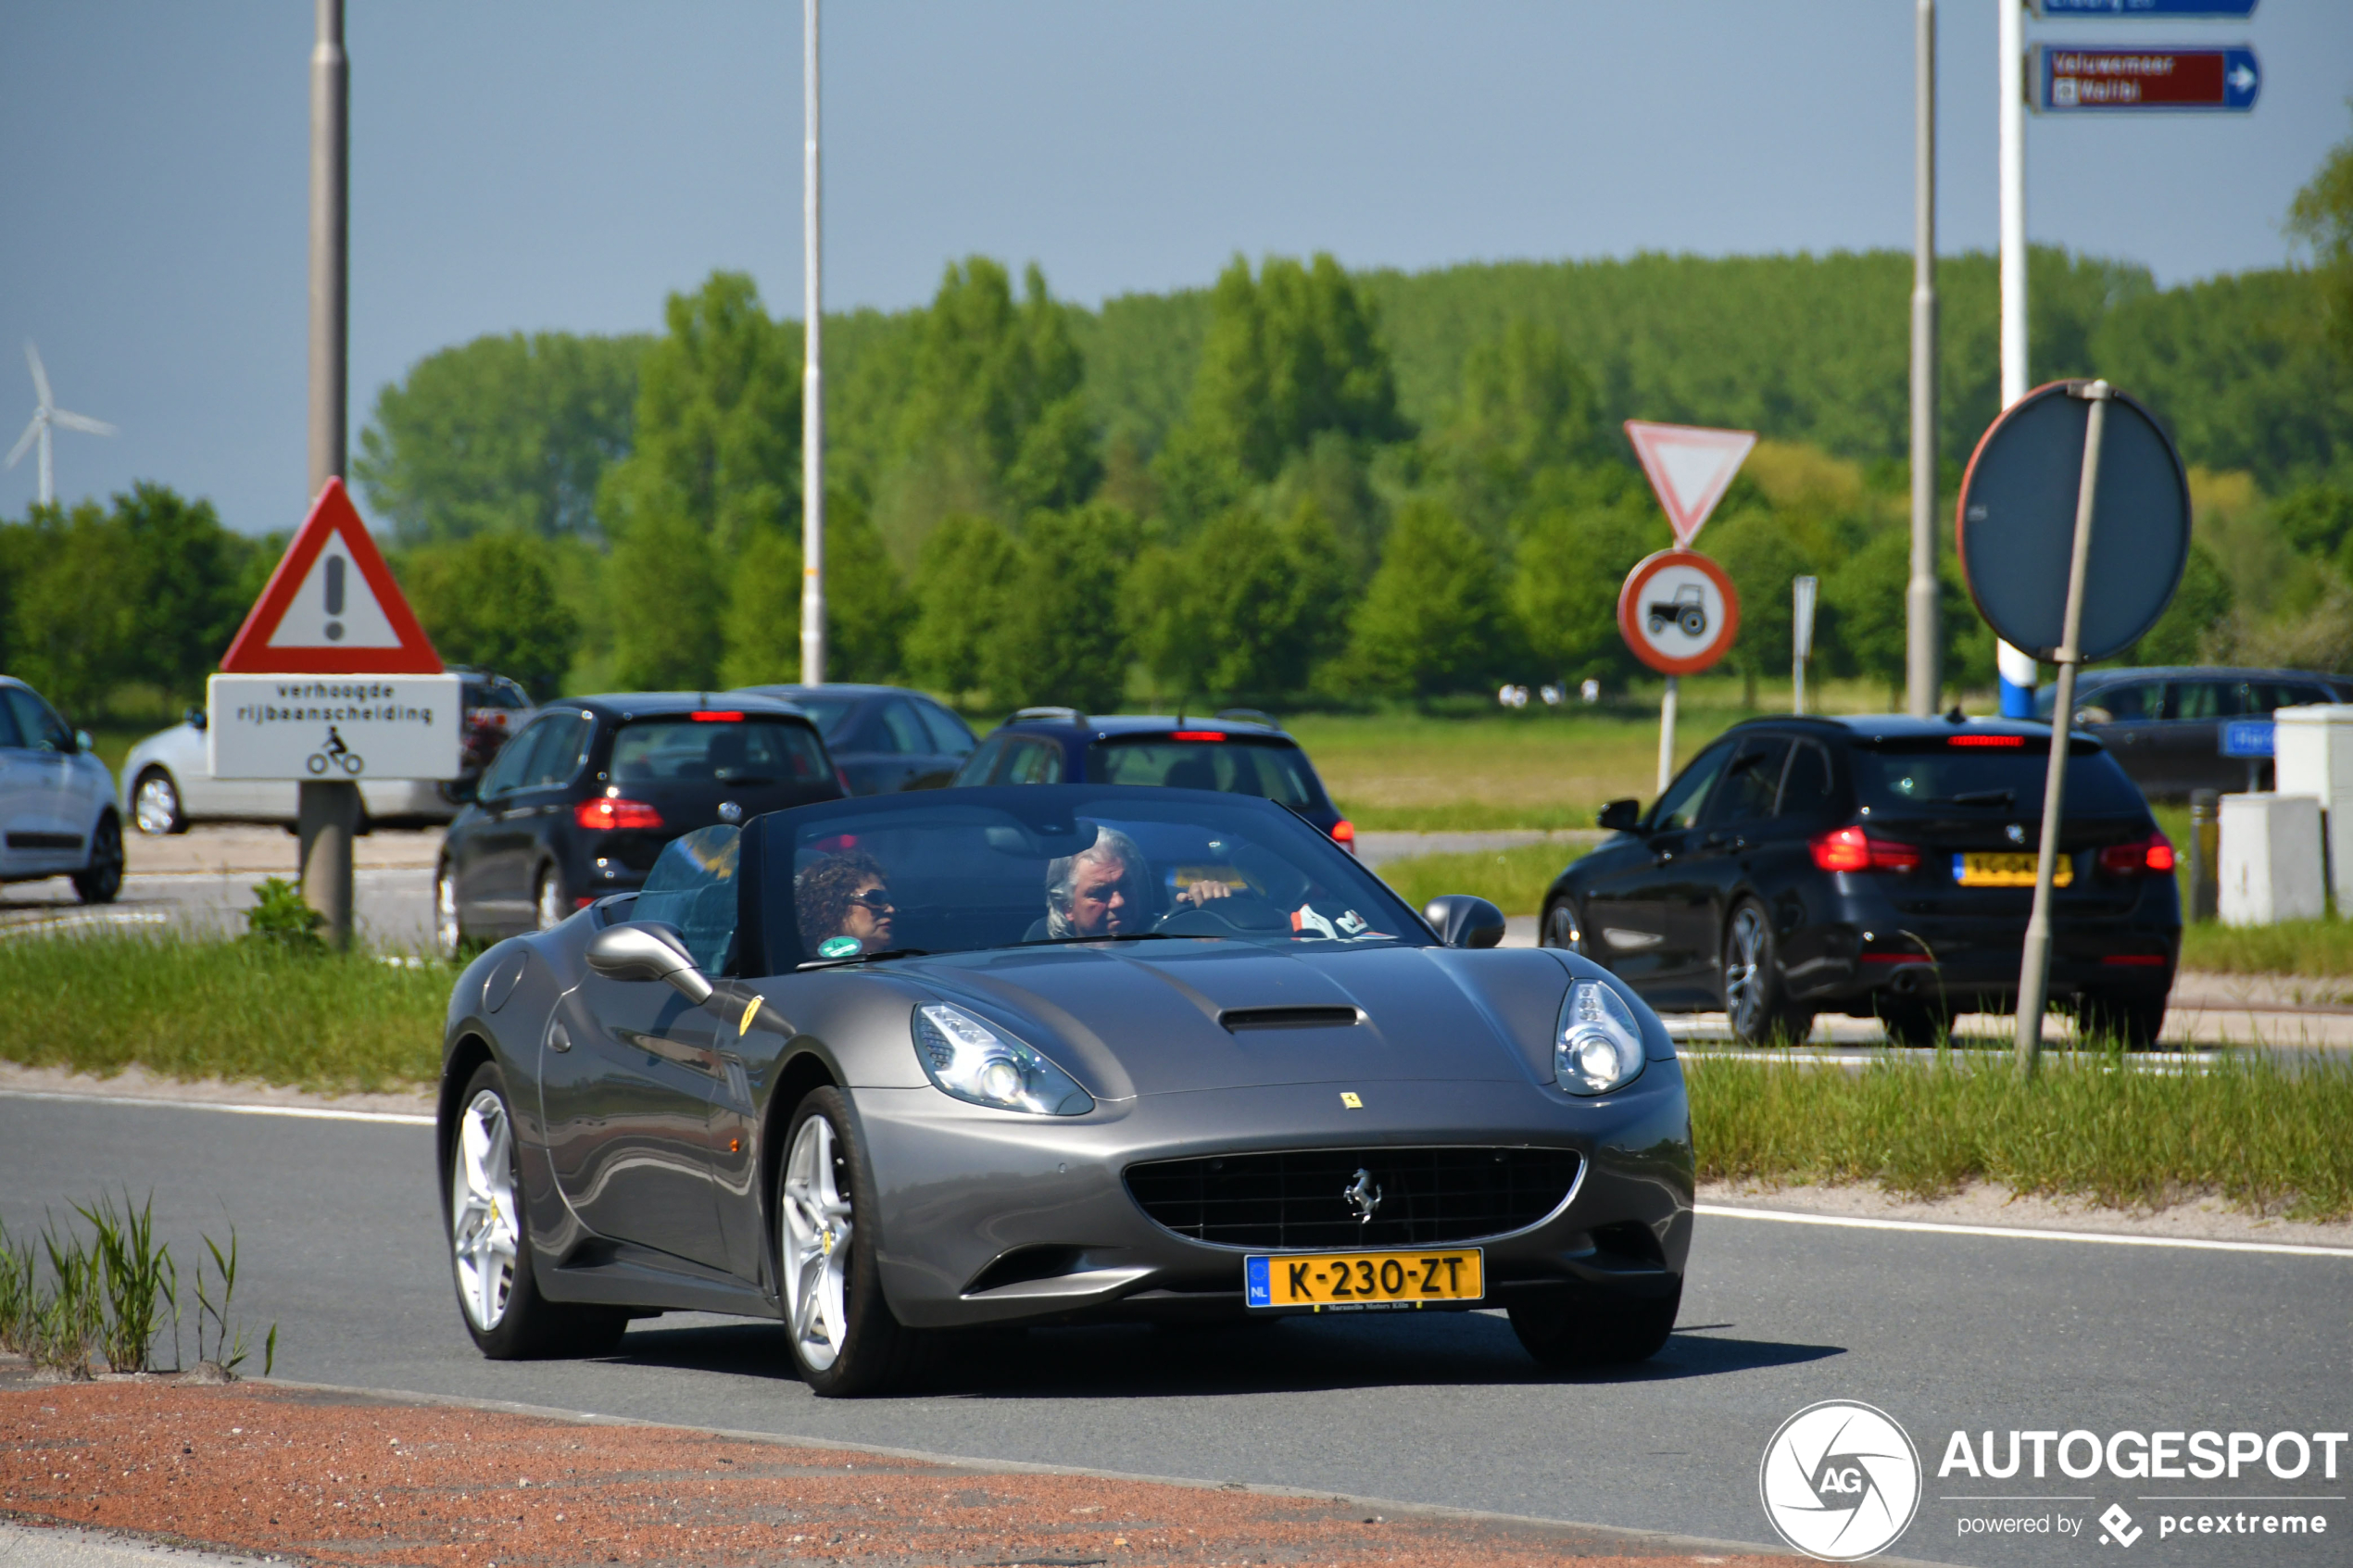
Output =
[{"x1": 799, "y1": 0, "x2": 825, "y2": 686}]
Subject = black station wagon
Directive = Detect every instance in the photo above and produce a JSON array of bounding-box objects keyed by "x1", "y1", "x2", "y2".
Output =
[{"x1": 1541, "y1": 715, "x2": 2181, "y2": 1047}]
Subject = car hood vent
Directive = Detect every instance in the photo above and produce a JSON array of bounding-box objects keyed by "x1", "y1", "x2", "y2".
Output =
[{"x1": 1218, "y1": 1005, "x2": 1362, "y2": 1032}]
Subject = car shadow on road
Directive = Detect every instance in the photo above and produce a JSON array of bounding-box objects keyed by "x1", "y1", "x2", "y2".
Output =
[{"x1": 605, "y1": 1311, "x2": 1840, "y2": 1397}]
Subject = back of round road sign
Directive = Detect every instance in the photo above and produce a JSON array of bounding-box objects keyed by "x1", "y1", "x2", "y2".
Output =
[{"x1": 1956, "y1": 381, "x2": 2189, "y2": 664}]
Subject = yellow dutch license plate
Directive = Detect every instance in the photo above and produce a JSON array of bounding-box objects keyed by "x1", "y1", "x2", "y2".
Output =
[
  {"x1": 1244, "y1": 1248, "x2": 1483, "y2": 1311},
  {"x1": 1954, "y1": 852, "x2": 2070, "y2": 888}
]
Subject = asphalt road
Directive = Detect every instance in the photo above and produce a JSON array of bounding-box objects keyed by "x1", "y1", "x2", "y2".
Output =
[{"x1": 4, "y1": 1096, "x2": 2346, "y2": 1567}]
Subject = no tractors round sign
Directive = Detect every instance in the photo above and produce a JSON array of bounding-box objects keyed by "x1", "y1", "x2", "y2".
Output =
[{"x1": 1617, "y1": 549, "x2": 1741, "y2": 675}]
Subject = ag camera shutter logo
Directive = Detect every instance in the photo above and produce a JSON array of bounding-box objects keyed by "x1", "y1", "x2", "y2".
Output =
[{"x1": 1760, "y1": 1400, "x2": 1922, "y2": 1561}]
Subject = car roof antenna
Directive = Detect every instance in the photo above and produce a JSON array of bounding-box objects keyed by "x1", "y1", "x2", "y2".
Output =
[{"x1": 1945, "y1": 704, "x2": 1967, "y2": 724}]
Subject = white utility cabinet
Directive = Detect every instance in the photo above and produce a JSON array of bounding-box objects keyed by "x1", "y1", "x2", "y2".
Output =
[
  {"x1": 2219, "y1": 792, "x2": 2325, "y2": 926},
  {"x1": 2273, "y1": 704, "x2": 2353, "y2": 911}
]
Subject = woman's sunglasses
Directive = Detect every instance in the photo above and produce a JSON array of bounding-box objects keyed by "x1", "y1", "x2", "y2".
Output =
[{"x1": 848, "y1": 888, "x2": 895, "y2": 912}]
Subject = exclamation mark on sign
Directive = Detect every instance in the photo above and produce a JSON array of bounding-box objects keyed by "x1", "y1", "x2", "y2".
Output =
[{"x1": 324, "y1": 555, "x2": 345, "y2": 642}]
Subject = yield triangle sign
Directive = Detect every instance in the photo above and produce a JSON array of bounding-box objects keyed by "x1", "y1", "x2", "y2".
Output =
[
  {"x1": 1624, "y1": 420, "x2": 1758, "y2": 547},
  {"x1": 219, "y1": 478, "x2": 443, "y2": 673}
]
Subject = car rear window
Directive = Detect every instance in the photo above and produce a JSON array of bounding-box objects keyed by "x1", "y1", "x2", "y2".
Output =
[
  {"x1": 610, "y1": 716, "x2": 830, "y2": 786},
  {"x1": 1854, "y1": 737, "x2": 2145, "y2": 816},
  {"x1": 1087, "y1": 737, "x2": 1324, "y2": 810},
  {"x1": 786, "y1": 695, "x2": 861, "y2": 741}
]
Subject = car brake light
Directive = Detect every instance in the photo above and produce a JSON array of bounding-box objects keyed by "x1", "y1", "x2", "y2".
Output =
[
  {"x1": 1810, "y1": 824, "x2": 1920, "y2": 873},
  {"x1": 574, "y1": 797, "x2": 664, "y2": 832},
  {"x1": 1330, "y1": 818, "x2": 1356, "y2": 852},
  {"x1": 690, "y1": 710, "x2": 743, "y2": 722},
  {"x1": 2099, "y1": 830, "x2": 2175, "y2": 876},
  {"x1": 1168, "y1": 731, "x2": 1226, "y2": 742},
  {"x1": 1948, "y1": 734, "x2": 2024, "y2": 747}
]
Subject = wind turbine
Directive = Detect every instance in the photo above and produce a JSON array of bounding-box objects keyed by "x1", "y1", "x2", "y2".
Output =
[{"x1": 6, "y1": 343, "x2": 117, "y2": 507}]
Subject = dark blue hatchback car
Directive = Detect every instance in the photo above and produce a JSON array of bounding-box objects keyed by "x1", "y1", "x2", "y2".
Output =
[{"x1": 949, "y1": 709, "x2": 1355, "y2": 851}]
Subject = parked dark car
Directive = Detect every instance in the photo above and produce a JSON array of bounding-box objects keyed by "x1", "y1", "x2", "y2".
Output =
[
  {"x1": 434, "y1": 693, "x2": 842, "y2": 957},
  {"x1": 1541, "y1": 715, "x2": 2181, "y2": 1047},
  {"x1": 730, "y1": 684, "x2": 975, "y2": 795},
  {"x1": 2036, "y1": 666, "x2": 2353, "y2": 799},
  {"x1": 950, "y1": 709, "x2": 1355, "y2": 850}
]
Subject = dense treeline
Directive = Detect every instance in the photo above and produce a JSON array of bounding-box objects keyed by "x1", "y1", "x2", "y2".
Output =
[{"x1": 9, "y1": 128, "x2": 2348, "y2": 725}]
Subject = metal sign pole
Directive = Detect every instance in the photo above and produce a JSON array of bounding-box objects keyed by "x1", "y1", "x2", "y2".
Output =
[
  {"x1": 1656, "y1": 676, "x2": 1679, "y2": 796},
  {"x1": 1906, "y1": 0, "x2": 1941, "y2": 718},
  {"x1": 1793, "y1": 574, "x2": 1818, "y2": 716},
  {"x1": 301, "y1": 0, "x2": 357, "y2": 951},
  {"x1": 799, "y1": 0, "x2": 826, "y2": 685},
  {"x1": 2014, "y1": 380, "x2": 2110, "y2": 1076}
]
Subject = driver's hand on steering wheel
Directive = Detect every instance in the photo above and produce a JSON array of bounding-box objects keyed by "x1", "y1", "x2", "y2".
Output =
[{"x1": 1172, "y1": 879, "x2": 1233, "y2": 909}]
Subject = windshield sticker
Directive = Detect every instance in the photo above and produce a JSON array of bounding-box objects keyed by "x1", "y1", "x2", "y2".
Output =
[
  {"x1": 1291, "y1": 905, "x2": 1340, "y2": 940},
  {"x1": 817, "y1": 935, "x2": 862, "y2": 959}
]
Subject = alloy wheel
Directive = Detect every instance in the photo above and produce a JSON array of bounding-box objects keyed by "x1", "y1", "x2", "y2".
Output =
[
  {"x1": 133, "y1": 772, "x2": 180, "y2": 835},
  {"x1": 781, "y1": 1111, "x2": 855, "y2": 1372},
  {"x1": 434, "y1": 869, "x2": 462, "y2": 960},
  {"x1": 1544, "y1": 902, "x2": 1586, "y2": 956},
  {"x1": 450, "y1": 1088, "x2": 520, "y2": 1332},
  {"x1": 1724, "y1": 906, "x2": 1768, "y2": 1038}
]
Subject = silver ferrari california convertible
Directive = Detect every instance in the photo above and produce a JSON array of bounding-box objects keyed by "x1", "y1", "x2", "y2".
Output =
[{"x1": 436, "y1": 784, "x2": 1693, "y2": 1395}]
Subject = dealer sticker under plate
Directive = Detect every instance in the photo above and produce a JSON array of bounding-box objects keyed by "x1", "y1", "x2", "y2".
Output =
[{"x1": 1244, "y1": 1248, "x2": 1484, "y2": 1311}]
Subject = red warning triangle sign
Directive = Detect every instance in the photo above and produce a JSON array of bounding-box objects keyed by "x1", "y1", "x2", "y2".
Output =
[
  {"x1": 1624, "y1": 420, "x2": 1758, "y2": 547},
  {"x1": 219, "y1": 478, "x2": 443, "y2": 674}
]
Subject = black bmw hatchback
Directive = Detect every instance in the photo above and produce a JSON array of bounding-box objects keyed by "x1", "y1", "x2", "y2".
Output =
[
  {"x1": 1541, "y1": 715, "x2": 2180, "y2": 1047},
  {"x1": 434, "y1": 693, "x2": 841, "y2": 956}
]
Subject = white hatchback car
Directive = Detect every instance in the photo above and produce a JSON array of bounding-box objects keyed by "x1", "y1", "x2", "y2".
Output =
[{"x1": 0, "y1": 676, "x2": 122, "y2": 902}]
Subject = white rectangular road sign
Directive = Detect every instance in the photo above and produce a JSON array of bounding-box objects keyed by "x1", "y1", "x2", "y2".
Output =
[{"x1": 207, "y1": 673, "x2": 461, "y2": 781}]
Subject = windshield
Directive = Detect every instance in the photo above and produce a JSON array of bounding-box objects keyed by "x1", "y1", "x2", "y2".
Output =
[
  {"x1": 610, "y1": 717, "x2": 830, "y2": 787},
  {"x1": 1855, "y1": 739, "x2": 2145, "y2": 815},
  {"x1": 1085, "y1": 737, "x2": 1324, "y2": 809},
  {"x1": 765, "y1": 787, "x2": 1420, "y2": 967}
]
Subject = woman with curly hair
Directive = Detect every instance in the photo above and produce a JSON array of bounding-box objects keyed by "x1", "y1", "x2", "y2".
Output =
[{"x1": 795, "y1": 848, "x2": 894, "y2": 958}]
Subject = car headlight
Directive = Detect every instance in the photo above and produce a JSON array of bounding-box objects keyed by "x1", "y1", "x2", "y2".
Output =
[
  {"x1": 1554, "y1": 978, "x2": 1646, "y2": 1096},
  {"x1": 911, "y1": 1003, "x2": 1094, "y2": 1116}
]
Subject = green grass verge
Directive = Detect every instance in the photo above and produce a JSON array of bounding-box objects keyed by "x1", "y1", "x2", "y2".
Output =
[
  {"x1": 2178, "y1": 919, "x2": 2353, "y2": 978},
  {"x1": 1690, "y1": 1051, "x2": 2353, "y2": 1221},
  {"x1": 1377, "y1": 843, "x2": 1584, "y2": 917},
  {"x1": 0, "y1": 933, "x2": 447, "y2": 1095}
]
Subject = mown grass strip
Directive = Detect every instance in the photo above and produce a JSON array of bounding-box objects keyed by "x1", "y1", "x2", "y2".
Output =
[
  {"x1": 1377, "y1": 842, "x2": 1582, "y2": 916},
  {"x1": 1688, "y1": 1050, "x2": 2353, "y2": 1222},
  {"x1": 2177, "y1": 917, "x2": 2353, "y2": 978},
  {"x1": 0, "y1": 933, "x2": 447, "y2": 1095}
]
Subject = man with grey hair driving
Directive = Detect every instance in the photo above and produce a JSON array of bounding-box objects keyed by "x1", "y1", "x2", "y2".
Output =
[{"x1": 1036, "y1": 823, "x2": 1227, "y2": 940}]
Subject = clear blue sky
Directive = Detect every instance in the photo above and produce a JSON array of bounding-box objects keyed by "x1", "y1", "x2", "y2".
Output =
[{"x1": 3, "y1": 1, "x2": 2346, "y2": 534}]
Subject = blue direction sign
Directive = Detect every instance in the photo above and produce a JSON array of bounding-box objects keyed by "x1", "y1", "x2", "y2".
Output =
[
  {"x1": 2036, "y1": 44, "x2": 2260, "y2": 113},
  {"x1": 2221, "y1": 720, "x2": 2275, "y2": 759},
  {"x1": 2032, "y1": 1, "x2": 2257, "y2": 16}
]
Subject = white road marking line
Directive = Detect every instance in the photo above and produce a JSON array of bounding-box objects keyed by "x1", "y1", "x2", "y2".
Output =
[
  {"x1": 0, "y1": 1087, "x2": 431, "y2": 1126},
  {"x1": 1697, "y1": 1202, "x2": 2353, "y2": 1259}
]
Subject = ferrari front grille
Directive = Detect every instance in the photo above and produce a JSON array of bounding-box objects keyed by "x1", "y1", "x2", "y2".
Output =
[{"x1": 1123, "y1": 1146, "x2": 1581, "y2": 1249}]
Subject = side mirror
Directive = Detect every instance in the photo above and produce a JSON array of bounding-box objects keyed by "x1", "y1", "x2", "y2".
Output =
[
  {"x1": 185, "y1": 707, "x2": 208, "y2": 733},
  {"x1": 71, "y1": 730, "x2": 93, "y2": 755},
  {"x1": 1423, "y1": 894, "x2": 1507, "y2": 950},
  {"x1": 585, "y1": 920, "x2": 712, "y2": 1004},
  {"x1": 442, "y1": 775, "x2": 480, "y2": 805},
  {"x1": 1597, "y1": 797, "x2": 1643, "y2": 833}
]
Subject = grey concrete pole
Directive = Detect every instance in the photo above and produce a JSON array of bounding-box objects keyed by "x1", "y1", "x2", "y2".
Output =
[
  {"x1": 799, "y1": 0, "x2": 826, "y2": 685},
  {"x1": 1906, "y1": 0, "x2": 1941, "y2": 718},
  {"x1": 2014, "y1": 381, "x2": 2110, "y2": 1077},
  {"x1": 301, "y1": 0, "x2": 358, "y2": 950}
]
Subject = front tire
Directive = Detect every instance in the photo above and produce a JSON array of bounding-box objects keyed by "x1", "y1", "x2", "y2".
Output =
[
  {"x1": 1721, "y1": 899, "x2": 1810, "y2": 1045},
  {"x1": 778, "y1": 1086, "x2": 927, "y2": 1397},
  {"x1": 1541, "y1": 898, "x2": 1589, "y2": 957},
  {"x1": 72, "y1": 815, "x2": 123, "y2": 905},
  {"x1": 132, "y1": 769, "x2": 185, "y2": 835},
  {"x1": 1509, "y1": 1282, "x2": 1681, "y2": 1369},
  {"x1": 447, "y1": 1061, "x2": 626, "y2": 1360}
]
